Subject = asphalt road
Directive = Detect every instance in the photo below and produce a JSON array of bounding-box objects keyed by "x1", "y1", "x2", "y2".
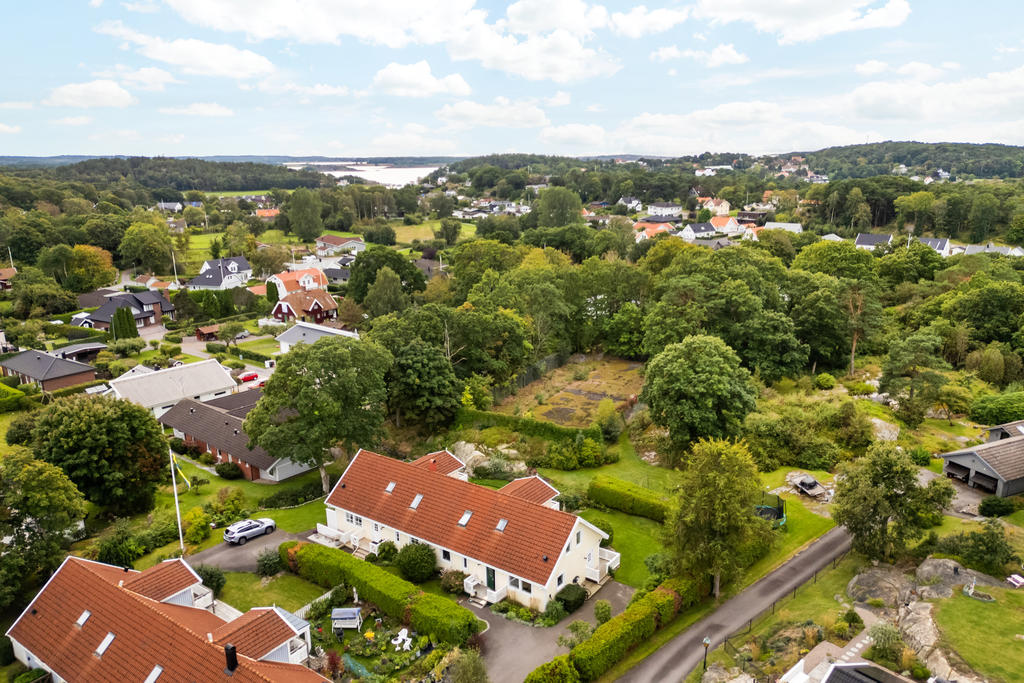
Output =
[
  {"x1": 188, "y1": 528, "x2": 312, "y2": 572},
  {"x1": 619, "y1": 526, "x2": 852, "y2": 683}
]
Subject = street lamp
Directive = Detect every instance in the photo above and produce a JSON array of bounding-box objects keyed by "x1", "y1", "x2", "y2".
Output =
[{"x1": 702, "y1": 636, "x2": 711, "y2": 671}]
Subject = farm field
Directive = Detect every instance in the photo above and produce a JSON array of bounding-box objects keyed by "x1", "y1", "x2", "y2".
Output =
[{"x1": 496, "y1": 357, "x2": 644, "y2": 428}]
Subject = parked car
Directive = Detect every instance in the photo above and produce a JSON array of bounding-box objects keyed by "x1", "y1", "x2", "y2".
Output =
[
  {"x1": 235, "y1": 330, "x2": 250, "y2": 340},
  {"x1": 223, "y1": 518, "x2": 275, "y2": 545},
  {"x1": 239, "y1": 371, "x2": 259, "y2": 382}
]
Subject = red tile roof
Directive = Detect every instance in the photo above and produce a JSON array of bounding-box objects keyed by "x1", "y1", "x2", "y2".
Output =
[
  {"x1": 122, "y1": 559, "x2": 200, "y2": 601},
  {"x1": 278, "y1": 289, "x2": 338, "y2": 315},
  {"x1": 327, "y1": 450, "x2": 579, "y2": 585},
  {"x1": 0, "y1": 267, "x2": 17, "y2": 281},
  {"x1": 500, "y1": 476, "x2": 560, "y2": 505},
  {"x1": 410, "y1": 450, "x2": 465, "y2": 476},
  {"x1": 6, "y1": 557, "x2": 325, "y2": 682},
  {"x1": 213, "y1": 608, "x2": 297, "y2": 660},
  {"x1": 709, "y1": 215, "x2": 737, "y2": 228},
  {"x1": 255, "y1": 208, "x2": 280, "y2": 218},
  {"x1": 248, "y1": 284, "x2": 268, "y2": 296},
  {"x1": 270, "y1": 268, "x2": 327, "y2": 294},
  {"x1": 316, "y1": 235, "x2": 363, "y2": 248}
]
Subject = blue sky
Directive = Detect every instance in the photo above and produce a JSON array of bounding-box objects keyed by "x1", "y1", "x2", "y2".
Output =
[{"x1": 2, "y1": 1, "x2": 1023, "y2": 157}]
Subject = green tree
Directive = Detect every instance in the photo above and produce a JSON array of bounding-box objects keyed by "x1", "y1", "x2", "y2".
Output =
[
  {"x1": 394, "y1": 541, "x2": 437, "y2": 582},
  {"x1": 244, "y1": 336, "x2": 392, "y2": 493},
  {"x1": 449, "y1": 649, "x2": 490, "y2": 683},
  {"x1": 968, "y1": 192, "x2": 1000, "y2": 242},
  {"x1": 640, "y1": 335, "x2": 756, "y2": 447},
  {"x1": 840, "y1": 279, "x2": 883, "y2": 375},
  {"x1": 32, "y1": 395, "x2": 166, "y2": 514},
  {"x1": 218, "y1": 321, "x2": 246, "y2": 348},
  {"x1": 388, "y1": 339, "x2": 461, "y2": 428},
  {"x1": 347, "y1": 245, "x2": 426, "y2": 303},
  {"x1": 832, "y1": 442, "x2": 954, "y2": 560},
  {"x1": 119, "y1": 222, "x2": 173, "y2": 273},
  {"x1": 880, "y1": 331, "x2": 948, "y2": 426},
  {"x1": 288, "y1": 188, "x2": 324, "y2": 242},
  {"x1": 364, "y1": 266, "x2": 408, "y2": 318},
  {"x1": 111, "y1": 305, "x2": 140, "y2": 340},
  {"x1": 536, "y1": 187, "x2": 583, "y2": 227},
  {"x1": 0, "y1": 448, "x2": 87, "y2": 608},
  {"x1": 665, "y1": 440, "x2": 770, "y2": 598},
  {"x1": 935, "y1": 384, "x2": 971, "y2": 424},
  {"x1": 791, "y1": 240, "x2": 876, "y2": 281},
  {"x1": 435, "y1": 218, "x2": 462, "y2": 246}
]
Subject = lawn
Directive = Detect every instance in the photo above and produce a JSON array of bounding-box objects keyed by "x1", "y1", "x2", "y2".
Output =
[
  {"x1": 0, "y1": 410, "x2": 26, "y2": 457},
  {"x1": 737, "y1": 497, "x2": 835, "y2": 594},
  {"x1": 578, "y1": 508, "x2": 662, "y2": 588},
  {"x1": 539, "y1": 432, "x2": 683, "y2": 497},
  {"x1": 237, "y1": 337, "x2": 281, "y2": 356},
  {"x1": 1007, "y1": 509, "x2": 1024, "y2": 528},
  {"x1": 468, "y1": 477, "x2": 509, "y2": 489},
  {"x1": 219, "y1": 572, "x2": 326, "y2": 612},
  {"x1": 136, "y1": 349, "x2": 204, "y2": 364},
  {"x1": 392, "y1": 219, "x2": 475, "y2": 244},
  {"x1": 934, "y1": 587, "x2": 1024, "y2": 683}
]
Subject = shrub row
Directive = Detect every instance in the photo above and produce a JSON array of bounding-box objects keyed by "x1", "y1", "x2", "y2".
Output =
[
  {"x1": 257, "y1": 480, "x2": 327, "y2": 509},
  {"x1": 0, "y1": 382, "x2": 25, "y2": 413},
  {"x1": 456, "y1": 408, "x2": 602, "y2": 444},
  {"x1": 587, "y1": 476, "x2": 669, "y2": 523},
  {"x1": 527, "y1": 576, "x2": 706, "y2": 682},
  {"x1": 23, "y1": 379, "x2": 108, "y2": 407},
  {"x1": 291, "y1": 543, "x2": 479, "y2": 644},
  {"x1": 51, "y1": 332, "x2": 109, "y2": 349},
  {"x1": 970, "y1": 391, "x2": 1024, "y2": 425},
  {"x1": 206, "y1": 342, "x2": 228, "y2": 353}
]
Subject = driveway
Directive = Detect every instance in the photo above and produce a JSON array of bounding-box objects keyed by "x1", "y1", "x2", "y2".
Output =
[
  {"x1": 188, "y1": 529, "x2": 313, "y2": 572},
  {"x1": 918, "y1": 468, "x2": 987, "y2": 517},
  {"x1": 475, "y1": 580, "x2": 634, "y2": 683}
]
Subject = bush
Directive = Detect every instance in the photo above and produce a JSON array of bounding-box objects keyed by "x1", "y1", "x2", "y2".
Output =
[
  {"x1": 164, "y1": 333, "x2": 183, "y2": 344},
  {"x1": 589, "y1": 518, "x2": 614, "y2": 548},
  {"x1": 5, "y1": 410, "x2": 37, "y2": 446},
  {"x1": 525, "y1": 655, "x2": 581, "y2": 683},
  {"x1": 0, "y1": 382, "x2": 26, "y2": 413},
  {"x1": 215, "y1": 462, "x2": 244, "y2": 479},
  {"x1": 395, "y1": 542, "x2": 438, "y2": 583},
  {"x1": 908, "y1": 446, "x2": 932, "y2": 467},
  {"x1": 278, "y1": 540, "x2": 300, "y2": 571},
  {"x1": 594, "y1": 600, "x2": 612, "y2": 626},
  {"x1": 540, "y1": 599, "x2": 567, "y2": 626},
  {"x1": 257, "y1": 480, "x2": 327, "y2": 509},
  {"x1": 257, "y1": 548, "x2": 284, "y2": 576},
  {"x1": 13, "y1": 670, "x2": 48, "y2": 683},
  {"x1": 409, "y1": 593, "x2": 480, "y2": 645},
  {"x1": 979, "y1": 495, "x2": 1016, "y2": 517},
  {"x1": 0, "y1": 633, "x2": 14, "y2": 666},
  {"x1": 376, "y1": 540, "x2": 398, "y2": 563},
  {"x1": 182, "y1": 506, "x2": 211, "y2": 544},
  {"x1": 196, "y1": 564, "x2": 226, "y2": 597},
  {"x1": 199, "y1": 452, "x2": 216, "y2": 466},
  {"x1": 970, "y1": 391, "x2": 1024, "y2": 425},
  {"x1": 556, "y1": 584, "x2": 588, "y2": 614},
  {"x1": 842, "y1": 380, "x2": 875, "y2": 396},
  {"x1": 587, "y1": 476, "x2": 668, "y2": 522},
  {"x1": 571, "y1": 598, "x2": 659, "y2": 681},
  {"x1": 814, "y1": 372, "x2": 836, "y2": 390},
  {"x1": 205, "y1": 341, "x2": 228, "y2": 354},
  {"x1": 0, "y1": 375, "x2": 19, "y2": 388},
  {"x1": 440, "y1": 570, "x2": 468, "y2": 594},
  {"x1": 96, "y1": 521, "x2": 144, "y2": 566},
  {"x1": 457, "y1": 408, "x2": 602, "y2": 446}
]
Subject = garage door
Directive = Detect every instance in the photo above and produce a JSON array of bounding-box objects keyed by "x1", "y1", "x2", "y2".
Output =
[
  {"x1": 971, "y1": 471, "x2": 999, "y2": 493},
  {"x1": 945, "y1": 461, "x2": 970, "y2": 478}
]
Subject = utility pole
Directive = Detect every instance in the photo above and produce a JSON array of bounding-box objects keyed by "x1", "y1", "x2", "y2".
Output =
[{"x1": 169, "y1": 448, "x2": 185, "y2": 553}]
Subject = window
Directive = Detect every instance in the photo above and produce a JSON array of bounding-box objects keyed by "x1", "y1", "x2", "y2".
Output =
[
  {"x1": 496, "y1": 518, "x2": 508, "y2": 532},
  {"x1": 395, "y1": 531, "x2": 400, "y2": 542},
  {"x1": 442, "y1": 550, "x2": 451, "y2": 562},
  {"x1": 385, "y1": 481, "x2": 396, "y2": 493},
  {"x1": 76, "y1": 610, "x2": 91, "y2": 627},
  {"x1": 576, "y1": 530, "x2": 581, "y2": 545},
  {"x1": 509, "y1": 578, "x2": 519, "y2": 589},
  {"x1": 557, "y1": 574, "x2": 564, "y2": 586},
  {"x1": 345, "y1": 512, "x2": 363, "y2": 526},
  {"x1": 95, "y1": 632, "x2": 116, "y2": 657},
  {"x1": 565, "y1": 542, "x2": 570, "y2": 553},
  {"x1": 463, "y1": 558, "x2": 468, "y2": 569},
  {"x1": 373, "y1": 523, "x2": 380, "y2": 533},
  {"x1": 522, "y1": 581, "x2": 532, "y2": 594},
  {"x1": 410, "y1": 494, "x2": 423, "y2": 509},
  {"x1": 458, "y1": 510, "x2": 473, "y2": 526}
]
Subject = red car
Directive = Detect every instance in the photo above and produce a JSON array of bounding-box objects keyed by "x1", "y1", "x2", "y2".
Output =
[{"x1": 239, "y1": 372, "x2": 259, "y2": 382}]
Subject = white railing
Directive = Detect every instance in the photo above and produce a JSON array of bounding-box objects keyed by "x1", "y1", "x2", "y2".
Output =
[
  {"x1": 600, "y1": 548, "x2": 621, "y2": 572},
  {"x1": 484, "y1": 584, "x2": 508, "y2": 603},
  {"x1": 586, "y1": 566, "x2": 601, "y2": 582},
  {"x1": 463, "y1": 575, "x2": 481, "y2": 594},
  {"x1": 211, "y1": 600, "x2": 244, "y2": 622}
]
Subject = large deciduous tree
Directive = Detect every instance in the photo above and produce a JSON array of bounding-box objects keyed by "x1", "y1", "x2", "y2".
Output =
[
  {"x1": 364, "y1": 266, "x2": 408, "y2": 318},
  {"x1": 0, "y1": 448, "x2": 87, "y2": 608},
  {"x1": 347, "y1": 245, "x2": 426, "y2": 304},
  {"x1": 119, "y1": 222, "x2": 173, "y2": 273},
  {"x1": 287, "y1": 188, "x2": 324, "y2": 242},
  {"x1": 536, "y1": 187, "x2": 583, "y2": 228},
  {"x1": 32, "y1": 395, "x2": 166, "y2": 514},
  {"x1": 832, "y1": 442, "x2": 954, "y2": 560},
  {"x1": 665, "y1": 439, "x2": 770, "y2": 598},
  {"x1": 640, "y1": 335, "x2": 756, "y2": 447},
  {"x1": 388, "y1": 338, "x2": 461, "y2": 429},
  {"x1": 244, "y1": 336, "x2": 393, "y2": 493}
]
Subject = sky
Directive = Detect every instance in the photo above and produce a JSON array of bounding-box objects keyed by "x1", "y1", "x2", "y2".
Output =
[{"x1": 2, "y1": 0, "x2": 1024, "y2": 158}]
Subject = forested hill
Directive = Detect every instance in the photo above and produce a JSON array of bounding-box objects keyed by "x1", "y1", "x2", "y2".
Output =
[{"x1": 801, "y1": 141, "x2": 1024, "y2": 179}]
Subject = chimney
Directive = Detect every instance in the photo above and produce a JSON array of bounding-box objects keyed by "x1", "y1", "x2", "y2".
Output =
[
  {"x1": 224, "y1": 644, "x2": 238, "y2": 674},
  {"x1": 428, "y1": 458, "x2": 437, "y2": 472}
]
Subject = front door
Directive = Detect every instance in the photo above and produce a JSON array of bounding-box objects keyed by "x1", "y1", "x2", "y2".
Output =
[{"x1": 486, "y1": 567, "x2": 495, "y2": 591}]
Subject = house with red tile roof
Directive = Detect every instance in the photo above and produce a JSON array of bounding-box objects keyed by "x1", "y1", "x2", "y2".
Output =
[
  {"x1": 709, "y1": 215, "x2": 741, "y2": 235},
  {"x1": 409, "y1": 449, "x2": 468, "y2": 480},
  {"x1": 271, "y1": 289, "x2": 338, "y2": 324},
  {"x1": 255, "y1": 208, "x2": 280, "y2": 220},
  {"x1": 633, "y1": 222, "x2": 674, "y2": 242},
  {"x1": 7, "y1": 557, "x2": 324, "y2": 682},
  {"x1": 314, "y1": 235, "x2": 366, "y2": 257},
  {"x1": 265, "y1": 267, "x2": 328, "y2": 300},
  {"x1": 500, "y1": 476, "x2": 560, "y2": 509},
  {"x1": 323, "y1": 449, "x2": 618, "y2": 610}
]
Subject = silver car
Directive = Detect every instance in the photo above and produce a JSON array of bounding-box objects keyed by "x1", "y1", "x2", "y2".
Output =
[{"x1": 223, "y1": 518, "x2": 275, "y2": 545}]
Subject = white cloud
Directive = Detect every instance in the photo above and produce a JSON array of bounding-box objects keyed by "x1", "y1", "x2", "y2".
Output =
[
  {"x1": 366, "y1": 123, "x2": 457, "y2": 155},
  {"x1": 504, "y1": 0, "x2": 609, "y2": 37},
  {"x1": 54, "y1": 116, "x2": 93, "y2": 126},
  {"x1": 159, "y1": 102, "x2": 234, "y2": 116},
  {"x1": 545, "y1": 91, "x2": 571, "y2": 106},
  {"x1": 0, "y1": 102, "x2": 33, "y2": 110},
  {"x1": 694, "y1": 0, "x2": 910, "y2": 44},
  {"x1": 89, "y1": 0, "x2": 103, "y2": 6},
  {"x1": 654, "y1": 43, "x2": 748, "y2": 67},
  {"x1": 540, "y1": 123, "x2": 606, "y2": 148},
  {"x1": 435, "y1": 97, "x2": 549, "y2": 129},
  {"x1": 448, "y1": 27, "x2": 619, "y2": 82},
  {"x1": 895, "y1": 61, "x2": 945, "y2": 81},
  {"x1": 43, "y1": 79, "x2": 136, "y2": 108},
  {"x1": 95, "y1": 20, "x2": 275, "y2": 79},
  {"x1": 370, "y1": 61, "x2": 471, "y2": 97},
  {"x1": 159, "y1": 133, "x2": 186, "y2": 144},
  {"x1": 693, "y1": 31, "x2": 706, "y2": 41},
  {"x1": 93, "y1": 65, "x2": 182, "y2": 91},
  {"x1": 611, "y1": 5, "x2": 690, "y2": 38},
  {"x1": 254, "y1": 79, "x2": 349, "y2": 97},
  {"x1": 855, "y1": 59, "x2": 888, "y2": 75},
  {"x1": 122, "y1": 0, "x2": 159, "y2": 11},
  {"x1": 0, "y1": 123, "x2": 20, "y2": 134}
]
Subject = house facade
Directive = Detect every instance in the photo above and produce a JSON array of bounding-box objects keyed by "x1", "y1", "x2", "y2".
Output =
[
  {"x1": 0, "y1": 266, "x2": 17, "y2": 290},
  {"x1": 266, "y1": 268, "x2": 328, "y2": 300},
  {"x1": 6, "y1": 557, "x2": 323, "y2": 682},
  {"x1": 321, "y1": 450, "x2": 618, "y2": 611},
  {"x1": 188, "y1": 257, "x2": 253, "y2": 290},
  {"x1": 617, "y1": 196, "x2": 643, "y2": 212},
  {"x1": 679, "y1": 222, "x2": 716, "y2": 241},
  {"x1": 0, "y1": 350, "x2": 96, "y2": 391},
  {"x1": 703, "y1": 198, "x2": 731, "y2": 216},
  {"x1": 272, "y1": 289, "x2": 339, "y2": 324},
  {"x1": 275, "y1": 321, "x2": 359, "y2": 354},
  {"x1": 647, "y1": 202, "x2": 682, "y2": 217},
  {"x1": 854, "y1": 233, "x2": 893, "y2": 250},
  {"x1": 75, "y1": 292, "x2": 175, "y2": 331},
  {"x1": 107, "y1": 358, "x2": 236, "y2": 418},
  {"x1": 315, "y1": 235, "x2": 366, "y2": 257}
]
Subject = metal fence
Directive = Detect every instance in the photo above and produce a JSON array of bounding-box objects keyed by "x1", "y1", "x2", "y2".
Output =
[{"x1": 490, "y1": 352, "x2": 568, "y2": 403}]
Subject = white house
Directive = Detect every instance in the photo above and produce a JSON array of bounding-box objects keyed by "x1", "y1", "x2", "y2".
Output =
[
  {"x1": 617, "y1": 196, "x2": 643, "y2": 212},
  {"x1": 275, "y1": 320, "x2": 359, "y2": 354},
  {"x1": 188, "y1": 257, "x2": 253, "y2": 291},
  {"x1": 854, "y1": 233, "x2": 893, "y2": 250},
  {"x1": 647, "y1": 202, "x2": 683, "y2": 217},
  {"x1": 702, "y1": 198, "x2": 731, "y2": 216},
  {"x1": 107, "y1": 358, "x2": 236, "y2": 418},
  {"x1": 764, "y1": 221, "x2": 803, "y2": 234},
  {"x1": 6, "y1": 557, "x2": 322, "y2": 682},
  {"x1": 679, "y1": 222, "x2": 717, "y2": 241},
  {"x1": 321, "y1": 449, "x2": 619, "y2": 611},
  {"x1": 917, "y1": 237, "x2": 952, "y2": 257},
  {"x1": 315, "y1": 235, "x2": 366, "y2": 257},
  {"x1": 266, "y1": 267, "x2": 328, "y2": 300}
]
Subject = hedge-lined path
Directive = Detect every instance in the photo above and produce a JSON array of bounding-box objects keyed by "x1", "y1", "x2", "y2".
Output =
[
  {"x1": 476, "y1": 580, "x2": 633, "y2": 683},
  {"x1": 619, "y1": 527, "x2": 851, "y2": 683},
  {"x1": 189, "y1": 529, "x2": 313, "y2": 572}
]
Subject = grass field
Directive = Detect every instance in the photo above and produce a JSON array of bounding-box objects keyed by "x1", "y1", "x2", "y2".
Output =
[
  {"x1": 579, "y1": 508, "x2": 662, "y2": 588},
  {"x1": 934, "y1": 587, "x2": 1024, "y2": 683},
  {"x1": 0, "y1": 410, "x2": 24, "y2": 457},
  {"x1": 219, "y1": 572, "x2": 326, "y2": 612},
  {"x1": 392, "y1": 219, "x2": 476, "y2": 244},
  {"x1": 237, "y1": 337, "x2": 281, "y2": 356},
  {"x1": 539, "y1": 432, "x2": 683, "y2": 496}
]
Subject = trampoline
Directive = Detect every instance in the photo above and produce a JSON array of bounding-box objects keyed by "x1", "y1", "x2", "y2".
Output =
[{"x1": 755, "y1": 491, "x2": 787, "y2": 527}]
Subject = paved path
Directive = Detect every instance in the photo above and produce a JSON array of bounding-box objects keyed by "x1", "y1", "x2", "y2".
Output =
[
  {"x1": 620, "y1": 527, "x2": 852, "y2": 683},
  {"x1": 189, "y1": 529, "x2": 312, "y2": 572}
]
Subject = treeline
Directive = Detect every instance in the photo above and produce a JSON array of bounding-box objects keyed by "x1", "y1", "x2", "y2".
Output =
[{"x1": 804, "y1": 141, "x2": 1024, "y2": 179}]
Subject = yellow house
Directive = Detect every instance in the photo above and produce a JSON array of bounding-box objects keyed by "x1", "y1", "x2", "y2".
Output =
[{"x1": 317, "y1": 449, "x2": 620, "y2": 611}]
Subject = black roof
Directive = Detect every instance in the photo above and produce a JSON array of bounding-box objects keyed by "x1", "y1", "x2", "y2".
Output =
[
  {"x1": 687, "y1": 222, "x2": 716, "y2": 234},
  {"x1": 187, "y1": 257, "x2": 251, "y2": 288},
  {"x1": 76, "y1": 288, "x2": 119, "y2": 309},
  {"x1": 0, "y1": 350, "x2": 95, "y2": 381},
  {"x1": 205, "y1": 388, "x2": 262, "y2": 418},
  {"x1": 89, "y1": 292, "x2": 174, "y2": 324},
  {"x1": 158, "y1": 398, "x2": 275, "y2": 470},
  {"x1": 855, "y1": 233, "x2": 892, "y2": 246},
  {"x1": 323, "y1": 268, "x2": 350, "y2": 282}
]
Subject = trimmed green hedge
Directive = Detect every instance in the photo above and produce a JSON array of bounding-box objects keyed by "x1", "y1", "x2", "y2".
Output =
[
  {"x1": 587, "y1": 476, "x2": 669, "y2": 523},
  {"x1": 51, "y1": 333, "x2": 108, "y2": 350},
  {"x1": 23, "y1": 379, "x2": 108, "y2": 406},
  {"x1": 970, "y1": 392, "x2": 1024, "y2": 425},
  {"x1": 524, "y1": 655, "x2": 581, "y2": 683},
  {"x1": 206, "y1": 342, "x2": 228, "y2": 353},
  {"x1": 290, "y1": 542, "x2": 479, "y2": 644},
  {"x1": 0, "y1": 382, "x2": 25, "y2": 413},
  {"x1": 456, "y1": 408, "x2": 602, "y2": 444}
]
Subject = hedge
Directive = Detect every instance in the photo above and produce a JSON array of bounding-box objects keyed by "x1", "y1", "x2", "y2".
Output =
[
  {"x1": 291, "y1": 543, "x2": 479, "y2": 644},
  {"x1": 206, "y1": 342, "x2": 228, "y2": 354},
  {"x1": 51, "y1": 333, "x2": 108, "y2": 349},
  {"x1": 456, "y1": 408, "x2": 602, "y2": 444},
  {"x1": 0, "y1": 382, "x2": 25, "y2": 413},
  {"x1": 527, "y1": 576, "x2": 708, "y2": 682},
  {"x1": 970, "y1": 392, "x2": 1024, "y2": 425},
  {"x1": 23, "y1": 379, "x2": 108, "y2": 406},
  {"x1": 0, "y1": 376, "x2": 18, "y2": 388},
  {"x1": 555, "y1": 584, "x2": 587, "y2": 614},
  {"x1": 587, "y1": 476, "x2": 669, "y2": 523}
]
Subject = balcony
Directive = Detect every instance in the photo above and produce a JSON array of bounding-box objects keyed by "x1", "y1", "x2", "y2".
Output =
[
  {"x1": 463, "y1": 575, "x2": 508, "y2": 604},
  {"x1": 600, "y1": 547, "x2": 621, "y2": 572}
]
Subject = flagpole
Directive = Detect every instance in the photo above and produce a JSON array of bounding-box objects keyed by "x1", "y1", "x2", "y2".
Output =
[{"x1": 169, "y1": 448, "x2": 185, "y2": 553}]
